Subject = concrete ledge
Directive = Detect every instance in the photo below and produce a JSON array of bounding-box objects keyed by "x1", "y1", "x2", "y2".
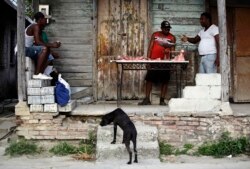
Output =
[{"x1": 195, "y1": 73, "x2": 221, "y2": 86}]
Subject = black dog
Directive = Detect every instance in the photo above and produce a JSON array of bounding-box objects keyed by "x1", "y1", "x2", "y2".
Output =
[{"x1": 100, "y1": 108, "x2": 138, "y2": 164}]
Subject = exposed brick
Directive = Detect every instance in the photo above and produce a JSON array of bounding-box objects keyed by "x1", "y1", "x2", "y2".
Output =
[
  {"x1": 176, "y1": 121, "x2": 187, "y2": 126},
  {"x1": 187, "y1": 121, "x2": 200, "y2": 126},
  {"x1": 28, "y1": 120, "x2": 39, "y2": 124},
  {"x1": 162, "y1": 121, "x2": 175, "y2": 125},
  {"x1": 32, "y1": 114, "x2": 53, "y2": 120},
  {"x1": 40, "y1": 131, "x2": 57, "y2": 136},
  {"x1": 177, "y1": 126, "x2": 195, "y2": 130},
  {"x1": 29, "y1": 131, "x2": 39, "y2": 135},
  {"x1": 40, "y1": 120, "x2": 53, "y2": 124},
  {"x1": 162, "y1": 116, "x2": 179, "y2": 121},
  {"x1": 180, "y1": 117, "x2": 199, "y2": 121}
]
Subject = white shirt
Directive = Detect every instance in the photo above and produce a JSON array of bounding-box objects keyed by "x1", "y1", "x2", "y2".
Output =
[
  {"x1": 25, "y1": 24, "x2": 35, "y2": 47},
  {"x1": 198, "y1": 24, "x2": 219, "y2": 55}
]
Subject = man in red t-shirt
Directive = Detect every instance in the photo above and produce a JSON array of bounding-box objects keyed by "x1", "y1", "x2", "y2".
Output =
[{"x1": 138, "y1": 21, "x2": 176, "y2": 105}]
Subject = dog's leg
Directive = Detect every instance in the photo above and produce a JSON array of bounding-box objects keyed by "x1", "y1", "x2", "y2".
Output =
[
  {"x1": 125, "y1": 142, "x2": 132, "y2": 164},
  {"x1": 111, "y1": 124, "x2": 117, "y2": 144},
  {"x1": 133, "y1": 138, "x2": 138, "y2": 163}
]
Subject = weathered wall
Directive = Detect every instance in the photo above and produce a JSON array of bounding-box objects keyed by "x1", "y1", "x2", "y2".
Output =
[
  {"x1": 40, "y1": 0, "x2": 94, "y2": 88},
  {"x1": 16, "y1": 105, "x2": 250, "y2": 148}
]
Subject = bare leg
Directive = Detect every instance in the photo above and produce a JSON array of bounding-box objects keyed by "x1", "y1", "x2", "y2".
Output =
[
  {"x1": 145, "y1": 81, "x2": 152, "y2": 98},
  {"x1": 35, "y1": 46, "x2": 49, "y2": 74},
  {"x1": 160, "y1": 82, "x2": 168, "y2": 98}
]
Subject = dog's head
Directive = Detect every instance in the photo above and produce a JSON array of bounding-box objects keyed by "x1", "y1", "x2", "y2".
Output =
[{"x1": 100, "y1": 113, "x2": 113, "y2": 126}]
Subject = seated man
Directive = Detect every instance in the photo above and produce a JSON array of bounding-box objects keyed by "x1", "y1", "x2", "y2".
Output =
[{"x1": 25, "y1": 12, "x2": 61, "y2": 80}]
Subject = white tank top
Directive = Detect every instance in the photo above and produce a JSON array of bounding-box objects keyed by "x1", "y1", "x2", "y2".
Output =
[{"x1": 25, "y1": 24, "x2": 35, "y2": 47}]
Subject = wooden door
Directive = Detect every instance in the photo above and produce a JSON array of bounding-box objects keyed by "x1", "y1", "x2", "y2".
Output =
[
  {"x1": 97, "y1": 0, "x2": 148, "y2": 100},
  {"x1": 233, "y1": 8, "x2": 250, "y2": 102}
]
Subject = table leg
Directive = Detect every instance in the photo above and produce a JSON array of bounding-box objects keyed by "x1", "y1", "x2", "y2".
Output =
[{"x1": 116, "y1": 63, "x2": 121, "y2": 107}]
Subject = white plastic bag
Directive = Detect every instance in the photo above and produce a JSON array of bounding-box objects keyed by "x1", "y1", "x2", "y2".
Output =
[{"x1": 58, "y1": 74, "x2": 71, "y2": 102}]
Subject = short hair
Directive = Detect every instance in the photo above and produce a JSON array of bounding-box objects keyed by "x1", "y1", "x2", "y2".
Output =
[
  {"x1": 34, "y1": 12, "x2": 45, "y2": 22},
  {"x1": 201, "y1": 12, "x2": 212, "y2": 23}
]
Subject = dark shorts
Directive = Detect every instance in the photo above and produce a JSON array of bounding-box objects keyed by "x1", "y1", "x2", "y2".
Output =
[{"x1": 145, "y1": 70, "x2": 170, "y2": 83}]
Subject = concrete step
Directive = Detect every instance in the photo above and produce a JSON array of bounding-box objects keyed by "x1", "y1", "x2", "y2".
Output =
[
  {"x1": 169, "y1": 98, "x2": 221, "y2": 113},
  {"x1": 96, "y1": 124, "x2": 159, "y2": 161},
  {"x1": 183, "y1": 86, "x2": 221, "y2": 99},
  {"x1": 97, "y1": 125, "x2": 158, "y2": 143},
  {"x1": 96, "y1": 141, "x2": 159, "y2": 161},
  {"x1": 195, "y1": 73, "x2": 221, "y2": 86}
]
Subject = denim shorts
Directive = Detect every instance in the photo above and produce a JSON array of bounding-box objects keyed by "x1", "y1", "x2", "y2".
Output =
[
  {"x1": 25, "y1": 46, "x2": 42, "y2": 60},
  {"x1": 199, "y1": 54, "x2": 217, "y2": 73},
  {"x1": 25, "y1": 46, "x2": 54, "y2": 61}
]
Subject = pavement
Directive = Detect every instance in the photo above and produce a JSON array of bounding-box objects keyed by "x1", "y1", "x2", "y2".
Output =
[{"x1": 0, "y1": 143, "x2": 250, "y2": 169}]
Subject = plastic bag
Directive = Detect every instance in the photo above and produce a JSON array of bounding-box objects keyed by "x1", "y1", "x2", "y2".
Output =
[{"x1": 55, "y1": 74, "x2": 71, "y2": 106}]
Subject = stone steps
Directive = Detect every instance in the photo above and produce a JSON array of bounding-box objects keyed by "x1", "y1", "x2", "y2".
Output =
[
  {"x1": 96, "y1": 124, "x2": 159, "y2": 161},
  {"x1": 169, "y1": 73, "x2": 224, "y2": 113}
]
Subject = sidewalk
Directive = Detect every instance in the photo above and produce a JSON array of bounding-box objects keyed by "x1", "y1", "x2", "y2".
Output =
[{"x1": 0, "y1": 145, "x2": 249, "y2": 169}]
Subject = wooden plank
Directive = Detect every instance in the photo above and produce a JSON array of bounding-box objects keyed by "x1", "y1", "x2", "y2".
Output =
[
  {"x1": 47, "y1": 24, "x2": 93, "y2": 32},
  {"x1": 56, "y1": 65, "x2": 92, "y2": 73},
  {"x1": 52, "y1": 9, "x2": 92, "y2": 17},
  {"x1": 152, "y1": 0, "x2": 204, "y2": 5},
  {"x1": 48, "y1": 37, "x2": 93, "y2": 45},
  {"x1": 51, "y1": 51, "x2": 92, "y2": 59},
  {"x1": 62, "y1": 73, "x2": 93, "y2": 80},
  {"x1": 152, "y1": 11, "x2": 203, "y2": 18},
  {"x1": 53, "y1": 2, "x2": 92, "y2": 10},
  {"x1": 66, "y1": 79, "x2": 92, "y2": 87},
  {"x1": 54, "y1": 58, "x2": 93, "y2": 66},
  {"x1": 17, "y1": 0, "x2": 26, "y2": 101},
  {"x1": 46, "y1": 30, "x2": 92, "y2": 37},
  {"x1": 217, "y1": 0, "x2": 229, "y2": 102},
  {"x1": 153, "y1": 17, "x2": 200, "y2": 25},
  {"x1": 53, "y1": 44, "x2": 92, "y2": 52},
  {"x1": 152, "y1": 4, "x2": 204, "y2": 12},
  {"x1": 52, "y1": 17, "x2": 92, "y2": 24}
]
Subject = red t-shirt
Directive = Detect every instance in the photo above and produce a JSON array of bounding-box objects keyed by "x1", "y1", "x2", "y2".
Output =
[{"x1": 149, "y1": 32, "x2": 175, "y2": 60}]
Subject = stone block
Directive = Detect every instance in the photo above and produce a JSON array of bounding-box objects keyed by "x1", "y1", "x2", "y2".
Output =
[
  {"x1": 28, "y1": 96, "x2": 41, "y2": 105},
  {"x1": 183, "y1": 86, "x2": 210, "y2": 99},
  {"x1": 209, "y1": 86, "x2": 221, "y2": 99},
  {"x1": 58, "y1": 100, "x2": 76, "y2": 112},
  {"x1": 169, "y1": 98, "x2": 221, "y2": 113},
  {"x1": 27, "y1": 88, "x2": 41, "y2": 96},
  {"x1": 44, "y1": 103, "x2": 58, "y2": 113},
  {"x1": 41, "y1": 95, "x2": 55, "y2": 104},
  {"x1": 15, "y1": 101, "x2": 30, "y2": 116},
  {"x1": 195, "y1": 73, "x2": 221, "y2": 86},
  {"x1": 30, "y1": 105, "x2": 43, "y2": 112},
  {"x1": 28, "y1": 79, "x2": 49, "y2": 88},
  {"x1": 41, "y1": 86, "x2": 55, "y2": 95}
]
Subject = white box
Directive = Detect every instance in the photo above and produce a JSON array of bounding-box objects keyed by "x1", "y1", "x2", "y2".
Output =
[
  {"x1": 28, "y1": 96, "x2": 41, "y2": 105},
  {"x1": 27, "y1": 88, "x2": 41, "y2": 96},
  {"x1": 41, "y1": 95, "x2": 55, "y2": 104},
  {"x1": 41, "y1": 87, "x2": 55, "y2": 95},
  {"x1": 44, "y1": 104, "x2": 58, "y2": 113},
  {"x1": 30, "y1": 105, "x2": 43, "y2": 112}
]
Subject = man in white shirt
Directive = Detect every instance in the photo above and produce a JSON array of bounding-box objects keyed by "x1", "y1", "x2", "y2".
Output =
[{"x1": 181, "y1": 12, "x2": 219, "y2": 73}]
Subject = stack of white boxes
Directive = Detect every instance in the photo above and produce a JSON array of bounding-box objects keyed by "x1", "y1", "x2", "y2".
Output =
[
  {"x1": 27, "y1": 79, "x2": 77, "y2": 113},
  {"x1": 27, "y1": 79, "x2": 58, "y2": 113}
]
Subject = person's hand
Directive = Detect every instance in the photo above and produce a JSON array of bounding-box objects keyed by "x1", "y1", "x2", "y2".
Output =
[
  {"x1": 52, "y1": 41, "x2": 61, "y2": 48},
  {"x1": 215, "y1": 55, "x2": 220, "y2": 67},
  {"x1": 181, "y1": 35, "x2": 188, "y2": 42}
]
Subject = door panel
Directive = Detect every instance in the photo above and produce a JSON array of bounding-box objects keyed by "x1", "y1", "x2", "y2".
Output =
[
  {"x1": 97, "y1": 0, "x2": 147, "y2": 100},
  {"x1": 234, "y1": 8, "x2": 250, "y2": 102}
]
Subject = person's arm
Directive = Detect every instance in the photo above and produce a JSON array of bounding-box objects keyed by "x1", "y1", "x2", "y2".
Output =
[
  {"x1": 214, "y1": 34, "x2": 220, "y2": 67},
  {"x1": 33, "y1": 25, "x2": 60, "y2": 48},
  {"x1": 181, "y1": 35, "x2": 200, "y2": 44},
  {"x1": 147, "y1": 33, "x2": 155, "y2": 59}
]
